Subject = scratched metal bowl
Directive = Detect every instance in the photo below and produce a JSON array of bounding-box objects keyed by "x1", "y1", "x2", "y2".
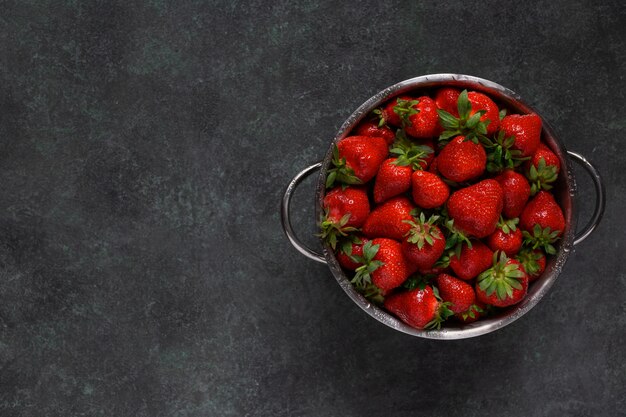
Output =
[{"x1": 281, "y1": 74, "x2": 605, "y2": 339}]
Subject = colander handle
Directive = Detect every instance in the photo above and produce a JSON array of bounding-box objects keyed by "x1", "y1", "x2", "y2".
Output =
[
  {"x1": 281, "y1": 162, "x2": 327, "y2": 264},
  {"x1": 567, "y1": 151, "x2": 606, "y2": 245}
]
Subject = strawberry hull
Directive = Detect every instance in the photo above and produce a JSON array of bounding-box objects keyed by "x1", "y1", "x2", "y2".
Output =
[{"x1": 282, "y1": 74, "x2": 605, "y2": 339}]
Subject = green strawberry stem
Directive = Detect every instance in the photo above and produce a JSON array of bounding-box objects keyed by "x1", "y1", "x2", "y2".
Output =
[
  {"x1": 478, "y1": 252, "x2": 525, "y2": 301},
  {"x1": 443, "y1": 218, "x2": 472, "y2": 259},
  {"x1": 437, "y1": 89, "x2": 490, "y2": 144},
  {"x1": 393, "y1": 98, "x2": 420, "y2": 127},
  {"x1": 527, "y1": 157, "x2": 558, "y2": 195},
  {"x1": 424, "y1": 286, "x2": 454, "y2": 329},
  {"x1": 390, "y1": 129, "x2": 433, "y2": 170},
  {"x1": 515, "y1": 247, "x2": 544, "y2": 276},
  {"x1": 522, "y1": 224, "x2": 560, "y2": 255},
  {"x1": 326, "y1": 144, "x2": 362, "y2": 189},
  {"x1": 318, "y1": 211, "x2": 359, "y2": 250},
  {"x1": 497, "y1": 216, "x2": 519, "y2": 234},
  {"x1": 351, "y1": 241, "x2": 383, "y2": 290},
  {"x1": 403, "y1": 212, "x2": 442, "y2": 249},
  {"x1": 482, "y1": 130, "x2": 530, "y2": 173}
]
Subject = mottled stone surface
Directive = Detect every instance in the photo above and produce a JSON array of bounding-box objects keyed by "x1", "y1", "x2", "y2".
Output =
[{"x1": 0, "y1": 1, "x2": 624, "y2": 416}]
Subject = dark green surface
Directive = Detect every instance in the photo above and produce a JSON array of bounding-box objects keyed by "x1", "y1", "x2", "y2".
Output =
[{"x1": 0, "y1": 1, "x2": 624, "y2": 416}]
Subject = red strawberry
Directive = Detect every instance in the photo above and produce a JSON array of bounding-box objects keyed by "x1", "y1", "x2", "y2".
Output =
[
  {"x1": 476, "y1": 252, "x2": 529, "y2": 307},
  {"x1": 352, "y1": 238, "x2": 410, "y2": 293},
  {"x1": 500, "y1": 113, "x2": 542, "y2": 157},
  {"x1": 363, "y1": 196, "x2": 416, "y2": 240},
  {"x1": 434, "y1": 87, "x2": 460, "y2": 117},
  {"x1": 355, "y1": 120, "x2": 396, "y2": 145},
  {"x1": 320, "y1": 186, "x2": 370, "y2": 250},
  {"x1": 411, "y1": 170, "x2": 450, "y2": 209},
  {"x1": 526, "y1": 142, "x2": 560, "y2": 195},
  {"x1": 449, "y1": 240, "x2": 494, "y2": 280},
  {"x1": 437, "y1": 90, "x2": 499, "y2": 141},
  {"x1": 384, "y1": 285, "x2": 453, "y2": 329},
  {"x1": 516, "y1": 248, "x2": 547, "y2": 282},
  {"x1": 455, "y1": 301, "x2": 487, "y2": 323},
  {"x1": 437, "y1": 136, "x2": 487, "y2": 182},
  {"x1": 336, "y1": 236, "x2": 369, "y2": 270},
  {"x1": 486, "y1": 218, "x2": 523, "y2": 257},
  {"x1": 373, "y1": 158, "x2": 413, "y2": 203},
  {"x1": 401, "y1": 213, "x2": 446, "y2": 270},
  {"x1": 427, "y1": 156, "x2": 439, "y2": 175},
  {"x1": 435, "y1": 273, "x2": 476, "y2": 314},
  {"x1": 376, "y1": 95, "x2": 413, "y2": 127},
  {"x1": 327, "y1": 135, "x2": 388, "y2": 187},
  {"x1": 467, "y1": 91, "x2": 500, "y2": 136},
  {"x1": 402, "y1": 96, "x2": 440, "y2": 138},
  {"x1": 447, "y1": 179, "x2": 504, "y2": 238},
  {"x1": 520, "y1": 191, "x2": 565, "y2": 238},
  {"x1": 494, "y1": 169, "x2": 531, "y2": 218}
]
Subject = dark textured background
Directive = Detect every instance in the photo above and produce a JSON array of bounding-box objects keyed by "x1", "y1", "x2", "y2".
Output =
[{"x1": 0, "y1": 1, "x2": 624, "y2": 416}]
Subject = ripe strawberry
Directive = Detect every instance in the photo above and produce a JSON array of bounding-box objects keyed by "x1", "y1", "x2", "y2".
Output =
[
  {"x1": 526, "y1": 142, "x2": 560, "y2": 195},
  {"x1": 486, "y1": 217, "x2": 523, "y2": 257},
  {"x1": 437, "y1": 90, "x2": 499, "y2": 142},
  {"x1": 375, "y1": 95, "x2": 414, "y2": 127},
  {"x1": 352, "y1": 239, "x2": 410, "y2": 293},
  {"x1": 435, "y1": 273, "x2": 476, "y2": 314},
  {"x1": 326, "y1": 135, "x2": 388, "y2": 188},
  {"x1": 411, "y1": 170, "x2": 450, "y2": 209},
  {"x1": 355, "y1": 120, "x2": 396, "y2": 145},
  {"x1": 494, "y1": 169, "x2": 531, "y2": 218},
  {"x1": 520, "y1": 191, "x2": 565, "y2": 239},
  {"x1": 363, "y1": 196, "x2": 416, "y2": 240},
  {"x1": 320, "y1": 186, "x2": 370, "y2": 249},
  {"x1": 455, "y1": 301, "x2": 487, "y2": 323},
  {"x1": 467, "y1": 91, "x2": 500, "y2": 136},
  {"x1": 336, "y1": 236, "x2": 369, "y2": 270},
  {"x1": 449, "y1": 240, "x2": 494, "y2": 280},
  {"x1": 437, "y1": 135, "x2": 487, "y2": 182},
  {"x1": 447, "y1": 179, "x2": 504, "y2": 238},
  {"x1": 500, "y1": 113, "x2": 542, "y2": 157},
  {"x1": 384, "y1": 285, "x2": 453, "y2": 329},
  {"x1": 373, "y1": 158, "x2": 413, "y2": 203},
  {"x1": 515, "y1": 248, "x2": 546, "y2": 282},
  {"x1": 434, "y1": 87, "x2": 460, "y2": 117},
  {"x1": 401, "y1": 213, "x2": 446, "y2": 270},
  {"x1": 401, "y1": 96, "x2": 440, "y2": 139},
  {"x1": 476, "y1": 252, "x2": 529, "y2": 307}
]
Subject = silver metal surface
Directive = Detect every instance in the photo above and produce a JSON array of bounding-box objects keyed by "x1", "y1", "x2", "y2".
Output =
[
  {"x1": 281, "y1": 162, "x2": 326, "y2": 264},
  {"x1": 567, "y1": 151, "x2": 606, "y2": 245},
  {"x1": 285, "y1": 74, "x2": 606, "y2": 339}
]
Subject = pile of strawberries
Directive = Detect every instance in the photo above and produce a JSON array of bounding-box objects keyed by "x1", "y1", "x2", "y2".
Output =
[{"x1": 319, "y1": 87, "x2": 565, "y2": 330}]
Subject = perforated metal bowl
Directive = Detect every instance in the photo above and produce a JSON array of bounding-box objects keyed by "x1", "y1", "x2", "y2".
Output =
[{"x1": 281, "y1": 74, "x2": 605, "y2": 339}]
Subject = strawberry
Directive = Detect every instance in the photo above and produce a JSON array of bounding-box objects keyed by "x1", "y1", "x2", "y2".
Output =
[
  {"x1": 437, "y1": 90, "x2": 499, "y2": 142},
  {"x1": 384, "y1": 285, "x2": 453, "y2": 329},
  {"x1": 516, "y1": 248, "x2": 547, "y2": 282},
  {"x1": 447, "y1": 179, "x2": 504, "y2": 238},
  {"x1": 411, "y1": 170, "x2": 450, "y2": 209},
  {"x1": 455, "y1": 301, "x2": 487, "y2": 323},
  {"x1": 486, "y1": 217, "x2": 523, "y2": 257},
  {"x1": 355, "y1": 120, "x2": 396, "y2": 145},
  {"x1": 375, "y1": 95, "x2": 414, "y2": 128},
  {"x1": 336, "y1": 236, "x2": 369, "y2": 270},
  {"x1": 467, "y1": 91, "x2": 500, "y2": 136},
  {"x1": 494, "y1": 169, "x2": 531, "y2": 218},
  {"x1": 362, "y1": 196, "x2": 416, "y2": 240},
  {"x1": 437, "y1": 135, "x2": 487, "y2": 182},
  {"x1": 500, "y1": 113, "x2": 542, "y2": 157},
  {"x1": 401, "y1": 213, "x2": 446, "y2": 270},
  {"x1": 435, "y1": 273, "x2": 476, "y2": 314},
  {"x1": 319, "y1": 186, "x2": 370, "y2": 249},
  {"x1": 476, "y1": 252, "x2": 529, "y2": 307},
  {"x1": 482, "y1": 130, "x2": 529, "y2": 174},
  {"x1": 373, "y1": 158, "x2": 413, "y2": 204},
  {"x1": 401, "y1": 96, "x2": 441, "y2": 139},
  {"x1": 520, "y1": 191, "x2": 565, "y2": 240},
  {"x1": 449, "y1": 240, "x2": 494, "y2": 280},
  {"x1": 526, "y1": 142, "x2": 560, "y2": 195},
  {"x1": 326, "y1": 135, "x2": 388, "y2": 188},
  {"x1": 434, "y1": 87, "x2": 460, "y2": 117},
  {"x1": 352, "y1": 239, "x2": 410, "y2": 293}
]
